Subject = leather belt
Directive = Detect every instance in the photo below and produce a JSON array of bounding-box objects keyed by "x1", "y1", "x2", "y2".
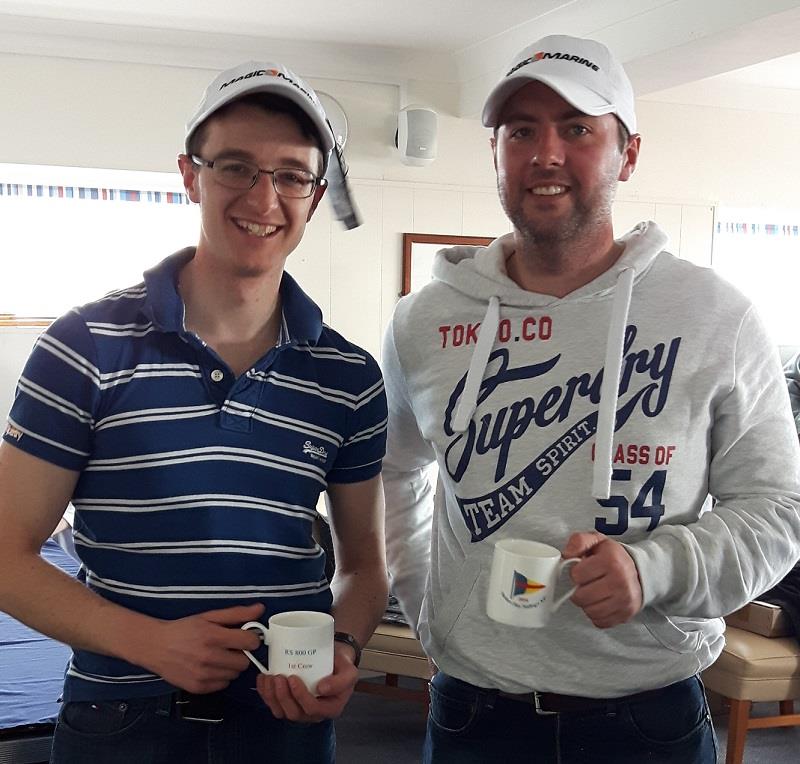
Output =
[
  {"x1": 497, "y1": 685, "x2": 670, "y2": 716},
  {"x1": 155, "y1": 690, "x2": 226, "y2": 723}
]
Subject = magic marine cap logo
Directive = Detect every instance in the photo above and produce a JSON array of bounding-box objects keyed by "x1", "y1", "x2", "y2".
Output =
[
  {"x1": 219, "y1": 68, "x2": 317, "y2": 105},
  {"x1": 507, "y1": 50, "x2": 600, "y2": 77},
  {"x1": 511, "y1": 571, "x2": 545, "y2": 598}
]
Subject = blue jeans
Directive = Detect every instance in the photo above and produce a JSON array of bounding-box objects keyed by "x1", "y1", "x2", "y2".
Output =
[
  {"x1": 423, "y1": 672, "x2": 718, "y2": 764},
  {"x1": 50, "y1": 692, "x2": 335, "y2": 764}
]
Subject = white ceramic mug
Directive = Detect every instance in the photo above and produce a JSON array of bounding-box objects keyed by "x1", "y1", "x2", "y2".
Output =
[
  {"x1": 486, "y1": 539, "x2": 579, "y2": 628},
  {"x1": 241, "y1": 611, "x2": 334, "y2": 695}
]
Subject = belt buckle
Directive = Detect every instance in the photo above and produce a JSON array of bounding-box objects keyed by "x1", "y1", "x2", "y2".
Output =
[
  {"x1": 533, "y1": 691, "x2": 558, "y2": 716},
  {"x1": 175, "y1": 692, "x2": 224, "y2": 724}
]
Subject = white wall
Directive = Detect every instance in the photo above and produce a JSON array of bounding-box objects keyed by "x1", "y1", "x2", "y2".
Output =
[
  {"x1": 632, "y1": 99, "x2": 800, "y2": 209},
  {"x1": 0, "y1": 328, "x2": 41, "y2": 420},
  {"x1": 2, "y1": 51, "x2": 799, "y2": 406}
]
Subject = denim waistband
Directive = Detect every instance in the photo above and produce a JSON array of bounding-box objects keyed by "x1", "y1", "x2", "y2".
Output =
[{"x1": 434, "y1": 672, "x2": 699, "y2": 717}]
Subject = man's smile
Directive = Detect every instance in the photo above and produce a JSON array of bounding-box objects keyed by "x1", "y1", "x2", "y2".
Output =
[
  {"x1": 530, "y1": 184, "x2": 568, "y2": 196},
  {"x1": 233, "y1": 217, "x2": 278, "y2": 238}
]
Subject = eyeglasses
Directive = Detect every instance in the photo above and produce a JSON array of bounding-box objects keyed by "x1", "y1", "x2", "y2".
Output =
[{"x1": 190, "y1": 155, "x2": 327, "y2": 198}]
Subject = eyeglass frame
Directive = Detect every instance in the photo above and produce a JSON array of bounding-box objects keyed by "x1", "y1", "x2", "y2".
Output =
[{"x1": 189, "y1": 154, "x2": 328, "y2": 198}]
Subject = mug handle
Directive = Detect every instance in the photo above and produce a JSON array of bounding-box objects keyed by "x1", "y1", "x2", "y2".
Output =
[
  {"x1": 551, "y1": 558, "x2": 580, "y2": 611},
  {"x1": 240, "y1": 620, "x2": 270, "y2": 675}
]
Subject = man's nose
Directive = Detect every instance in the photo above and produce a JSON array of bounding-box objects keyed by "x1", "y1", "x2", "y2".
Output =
[
  {"x1": 245, "y1": 171, "x2": 281, "y2": 210},
  {"x1": 530, "y1": 128, "x2": 565, "y2": 166}
]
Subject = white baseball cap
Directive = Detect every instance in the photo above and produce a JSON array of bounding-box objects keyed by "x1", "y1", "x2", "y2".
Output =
[
  {"x1": 185, "y1": 61, "x2": 362, "y2": 229},
  {"x1": 185, "y1": 61, "x2": 336, "y2": 175},
  {"x1": 482, "y1": 35, "x2": 636, "y2": 134}
]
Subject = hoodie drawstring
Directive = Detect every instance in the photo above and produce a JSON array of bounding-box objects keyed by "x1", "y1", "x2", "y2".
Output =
[
  {"x1": 451, "y1": 296, "x2": 500, "y2": 433},
  {"x1": 449, "y1": 269, "x2": 635, "y2": 503},
  {"x1": 592, "y1": 267, "x2": 635, "y2": 500}
]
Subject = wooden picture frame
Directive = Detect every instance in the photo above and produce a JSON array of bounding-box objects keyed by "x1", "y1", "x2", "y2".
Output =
[{"x1": 401, "y1": 233, "x2": 494, "y2": 296}]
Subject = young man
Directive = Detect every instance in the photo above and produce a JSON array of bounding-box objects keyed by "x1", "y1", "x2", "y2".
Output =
[
  {"x1": 0, "y1": 61, "x2": 388, "y2": 763},
  {"x1": 382, "y1": 35, "x2": 800, "y2": 763}
]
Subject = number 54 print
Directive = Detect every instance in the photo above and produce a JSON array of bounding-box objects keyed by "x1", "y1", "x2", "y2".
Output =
[{"x1": 595, "y1": 469, "x2": 666, "y2": 535}]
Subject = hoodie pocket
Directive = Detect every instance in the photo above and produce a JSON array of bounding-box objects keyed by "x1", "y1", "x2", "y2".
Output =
[{"x1": 640, "y1": 610, "x2": 720, "y2": 655}]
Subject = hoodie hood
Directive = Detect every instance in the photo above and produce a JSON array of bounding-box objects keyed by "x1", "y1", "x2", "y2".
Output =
[
  {"x1": 434, "y1": 221, "x2": 666, "y2": 305},
  {"x1": 442, "y1": 221, "x2": 668, "y2": 499}
]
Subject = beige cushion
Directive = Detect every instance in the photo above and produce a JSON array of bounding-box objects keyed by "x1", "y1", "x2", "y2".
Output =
[
  {"x1": 360, "y1": 623, "x2": 430, "y2": 679},
  {"x1": 702, "y1": 626, "x2": 800, "y2": 702}
]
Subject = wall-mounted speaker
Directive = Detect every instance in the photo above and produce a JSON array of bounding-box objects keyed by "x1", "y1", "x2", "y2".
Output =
[{"x1": 396, "y1": 105, "x2": 438, "y2": 166}]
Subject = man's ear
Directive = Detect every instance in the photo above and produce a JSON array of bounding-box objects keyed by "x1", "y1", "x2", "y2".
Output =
[
  {"x1": 177, "y1": 154, "x2": 201, "y2": 203},
  {"x1": 490, "y1": 134, "x2": 498, "y2": 173},
  {"x1": 618, "y1": 134, "x2": 641, "y2": 182},
  {"x1": 306, "y1": 183, "x2": 327, "y2": 222}
]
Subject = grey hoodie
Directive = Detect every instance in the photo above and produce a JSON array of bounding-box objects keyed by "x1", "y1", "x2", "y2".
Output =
[{"x1": 382, "y1": 222, "x2": 800, "y2": 696}]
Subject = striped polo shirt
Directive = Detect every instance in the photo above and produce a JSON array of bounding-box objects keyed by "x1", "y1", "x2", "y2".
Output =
[{"x1": 4, "y1": 248, "x2": 387, "y2": 703}]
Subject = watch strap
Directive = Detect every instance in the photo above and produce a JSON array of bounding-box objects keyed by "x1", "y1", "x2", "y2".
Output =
[{"x1": 333, "y1": 631, "x2": 362, "y2": 667}]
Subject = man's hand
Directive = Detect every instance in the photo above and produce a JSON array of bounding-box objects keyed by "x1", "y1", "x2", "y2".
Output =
[
  {"x1": 142, "y1": 603, "x2": 265, "y2": 694},
  {"x1": 256, "y1": 643, "x2": 359, "y2": 722},
  {"x1": 563, "y1": 532, "x2": 643, "y2": 628}
]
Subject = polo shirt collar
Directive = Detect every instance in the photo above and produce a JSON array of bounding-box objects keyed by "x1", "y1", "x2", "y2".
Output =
[
  {"x1": 142, "y1": 248, "x2": 193, "y2": 333},
  {"x1": 142, "y1": 248, "x2": 323, "y2": 345},
  {"x1": 277, "y1": 270, "x2": 323, "y2": 346}
]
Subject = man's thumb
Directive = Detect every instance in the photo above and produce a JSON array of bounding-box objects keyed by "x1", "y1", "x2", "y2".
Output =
[{"x1": 563, "y1": 531, "x2": 605, "y2": 559}]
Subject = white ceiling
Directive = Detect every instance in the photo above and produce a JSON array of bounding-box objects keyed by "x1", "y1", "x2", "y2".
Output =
[
  {"x1": 3, "y1": 0, "x2": 800, "y2": 116},
  {"x1": 0, "y1": 0, "x2": 551, "y2": 49}
]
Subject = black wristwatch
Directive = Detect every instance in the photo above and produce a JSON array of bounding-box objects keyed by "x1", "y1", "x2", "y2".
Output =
[{"x1": 333, "y1": 631, "x2": 362, "y2": 667}]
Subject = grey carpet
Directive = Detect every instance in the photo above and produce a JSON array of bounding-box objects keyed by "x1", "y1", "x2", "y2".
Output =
[{"x1": 714, "y1": 701, "x2": 800, "y2": 763}]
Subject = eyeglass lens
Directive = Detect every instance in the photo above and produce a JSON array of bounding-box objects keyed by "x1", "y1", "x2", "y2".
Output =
[{"x1": 213, "y1": 159, "x2": 316, "y2": 198}]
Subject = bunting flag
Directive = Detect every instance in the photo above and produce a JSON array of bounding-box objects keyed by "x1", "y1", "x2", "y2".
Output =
[
  {"x1": 716, "y1": 221, "x2": 800, "y2": 237},
  {"x1": 0, "y1": 183, "x2": 189, "y2": 204}
]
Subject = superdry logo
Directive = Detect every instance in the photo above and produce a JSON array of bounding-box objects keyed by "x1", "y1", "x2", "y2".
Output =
[
  {"x1": 507, "y1": 51, "x2": 600, "y2": 77},
  {"x1": 443, "y1": 325, "x2": 681, "y2": 541},
  {"x1": 219, "y1": 69, "x2": 316, "y2": 105},
  {"x1": 302, "y1": 440, "x2": 328, "y2": 462},
  {"x1": 4, "y1": 424, "x2": 22, "y2": 441}
]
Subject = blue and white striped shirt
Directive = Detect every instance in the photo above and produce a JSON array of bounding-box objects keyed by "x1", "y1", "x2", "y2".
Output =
[{"x1": 4, "y1": 248, "x2": 388, "y2": 702}]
